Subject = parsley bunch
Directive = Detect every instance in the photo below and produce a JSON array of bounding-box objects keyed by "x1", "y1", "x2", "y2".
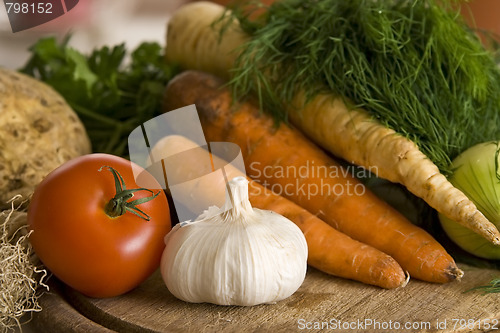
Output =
[{"x1": 20, "y1": 37, "x2": 179, "y2": 157}]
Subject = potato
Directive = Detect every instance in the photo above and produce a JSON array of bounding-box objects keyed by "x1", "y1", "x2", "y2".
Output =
[{"x1": 0, "y1": 67, "x2": 91, "y2": 207}]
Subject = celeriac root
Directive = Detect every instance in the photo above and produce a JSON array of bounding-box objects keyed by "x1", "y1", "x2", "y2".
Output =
[{"x1": 164, "y1": 1, "x2": 500, "y2": 245}]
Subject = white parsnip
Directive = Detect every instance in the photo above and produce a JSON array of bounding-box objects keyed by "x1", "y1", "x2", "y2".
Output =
[
  {"x1": 166, "y1": 1, "x2": 248, "y2": 79},
  {"x1": 288, "y1": 94, "x2": 500, "y2": 245},
  {"x1": 165, "y1": 1, "x2": 500, "y2": 245}
]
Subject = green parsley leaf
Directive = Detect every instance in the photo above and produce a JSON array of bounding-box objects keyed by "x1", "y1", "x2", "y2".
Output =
[{"x1": 20, "y1": 37, "x2": 180, "y2": 157}]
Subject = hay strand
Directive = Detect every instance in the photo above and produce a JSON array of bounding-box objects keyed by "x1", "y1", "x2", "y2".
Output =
[{"x1": 0, "y1": 196, "x2": 48, "y2": 333}]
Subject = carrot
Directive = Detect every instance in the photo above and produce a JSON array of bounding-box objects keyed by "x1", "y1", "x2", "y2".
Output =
[
  {"x1": 150, "y1": 135, "x2": 408, "y2": 289},
  {"x1": 164, "y1": 1, "x2": 500, "y2": 246},
  {"x1": 163, "y1": 70, "x2": 463, "y2": 283}
]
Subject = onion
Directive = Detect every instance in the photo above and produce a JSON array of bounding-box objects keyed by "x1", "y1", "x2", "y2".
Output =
[{"x1": 439, "y1": 141, "x2": 500, "y2": 259}]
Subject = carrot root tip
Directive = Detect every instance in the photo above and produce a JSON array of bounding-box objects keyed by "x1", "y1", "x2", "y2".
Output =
[
  {"x1": 447, "y1": 266, "x2": 464, "y2": 282},
  {"x1": 400, "y1": 271, "x2": 410, "y2": 288}
]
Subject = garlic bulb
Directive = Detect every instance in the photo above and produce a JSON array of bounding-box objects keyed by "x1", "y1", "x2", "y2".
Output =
[{"x1": 160, "y1": 176, "x2": 308, "y2": 306}]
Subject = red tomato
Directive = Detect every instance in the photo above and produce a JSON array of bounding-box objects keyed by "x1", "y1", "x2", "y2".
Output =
[{"x1": 27, "y1": 153, "x2": 171, "y2": 298}]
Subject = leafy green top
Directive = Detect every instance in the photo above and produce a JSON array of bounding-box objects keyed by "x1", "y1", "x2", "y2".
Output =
[
  {"x1": 20, "y1": 37, "x2": 179, "y2": 157},
  {"x1": 227, "y1": 0, "x2": 500, "y2": 174}
]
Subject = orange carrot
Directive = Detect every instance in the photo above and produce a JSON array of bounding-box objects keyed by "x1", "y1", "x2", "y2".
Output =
[
  {"x1": 152, "y1": 135, "x2": 407, "y2": 289},
  {"x1": 163, "y1": 70, "x2": 463, "y2": 283},
  {"x1": 250, "y1": 184, "x2": 408, "y2": 289}
]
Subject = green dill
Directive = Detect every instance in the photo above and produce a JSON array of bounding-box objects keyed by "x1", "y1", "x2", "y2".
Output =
[
  {"x1": 227, "y1": 0, "x2": 500, "y2": 175},
  {"x1": 20, "y1": 37, "x2": 179, "y2": 158},
  {"x1": 467, "y1": 277, "x2": 500, "y2": 294}
]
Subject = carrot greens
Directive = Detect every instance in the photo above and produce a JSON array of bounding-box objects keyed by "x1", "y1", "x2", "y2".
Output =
[{"x1": 226, "y1": 0, "x2": 500, "y2": 175}]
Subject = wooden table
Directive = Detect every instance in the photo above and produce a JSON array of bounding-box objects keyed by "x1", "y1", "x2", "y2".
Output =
[{"x1": 28, "y1": 264, "x2": 500, "y2": 333}]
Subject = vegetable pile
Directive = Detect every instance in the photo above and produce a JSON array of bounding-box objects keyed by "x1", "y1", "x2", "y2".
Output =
[
  {"x1": 163, "y1": 69, "x2": 462, "y2": 287},
  {"x1": 1, "y1": 38, "x2": 178, "y2": 327},
  {"x1": 164, "y1": 1, "x2": 500, "y2": 245},
  {"x1": 153, "y1": 135, "x2": 406, "y2": 289},
  {"x1": 5, "y1": 0, "x2": 500, "y2": 329}
]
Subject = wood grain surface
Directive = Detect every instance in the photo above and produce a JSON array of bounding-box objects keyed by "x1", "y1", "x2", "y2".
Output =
[
  {"x1": 30, "y1": 264, "x2": 500, "y2": 333},
  {"x1": 28, "y1": 278, "x2": 114, "y2": 333}
]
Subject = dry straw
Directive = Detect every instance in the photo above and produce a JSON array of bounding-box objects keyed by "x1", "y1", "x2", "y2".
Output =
[{"x1": 0, "y1": 196, "x2": 48, "y2": 332}]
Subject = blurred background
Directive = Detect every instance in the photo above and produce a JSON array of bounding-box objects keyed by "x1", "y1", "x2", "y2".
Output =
[{"x1": 0, "y1": 0, "x2": 190, "y2": 70}]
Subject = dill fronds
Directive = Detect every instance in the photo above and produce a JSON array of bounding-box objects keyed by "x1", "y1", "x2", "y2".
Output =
[
  {"x1": 229, "y1": 0, "x2": 500, "y2": 175},
  {"x1": 467, "y1": 277, "x2": 500, "y2": 294}
]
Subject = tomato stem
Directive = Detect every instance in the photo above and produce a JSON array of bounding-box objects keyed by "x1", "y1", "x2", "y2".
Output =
[{"x1": 99, "y1": 166, "x2": 160, "y2": 221}]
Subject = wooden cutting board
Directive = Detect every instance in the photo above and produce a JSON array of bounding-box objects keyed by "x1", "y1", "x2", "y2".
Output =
[{"x1": 29, "y1": 264, "x2": 500, "y2": 333}]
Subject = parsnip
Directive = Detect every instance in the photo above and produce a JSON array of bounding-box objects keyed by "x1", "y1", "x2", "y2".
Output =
[
  {"x1": 165, "y1": 1, "x2": 500, "y2": 245},
  {"x1": 166, "y1": 1, "x2": 248, "y2": 79}
]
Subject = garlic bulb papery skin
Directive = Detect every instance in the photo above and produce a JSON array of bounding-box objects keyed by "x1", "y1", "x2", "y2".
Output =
[{"x1": 160, "y1": 176, "x2": 308, "y2": 306}]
